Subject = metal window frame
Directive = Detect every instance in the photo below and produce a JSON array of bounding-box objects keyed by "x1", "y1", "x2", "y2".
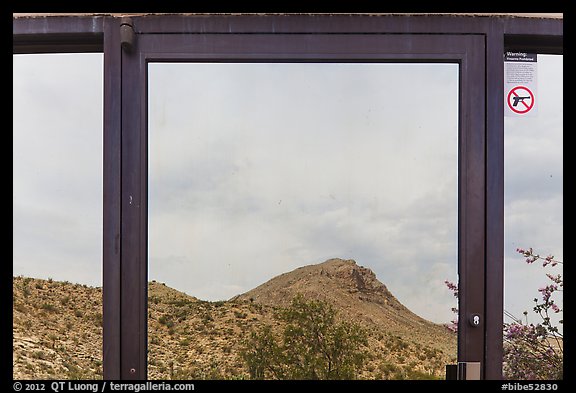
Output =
[
  {"x1": 12, "y1": 14, "x2": 563, "y2": 381},
  {"x1": 127, "y1": 31, "x2": 486, "y2": 380}
]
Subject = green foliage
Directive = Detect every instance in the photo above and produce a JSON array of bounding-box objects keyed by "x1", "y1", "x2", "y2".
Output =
[
  {"x1": 92, "y1": 312, "x2": 103, "y2": 327},
  {"x1": 159, "y1": 315, "x2": 175, "y2": 328},
  {"x1": 41, "y1": 303, "x2": 57, "y2": 313},
  {"x1": 32, "y1": 350, "x2": 47, "y2": 360},
  {"x1": 22, "y1": 286, "x2": 31, "y2": 298},
  {"x1": 242, "y1": 325, "x2": 282, "y2": 379},
  {"x1": 48, "y1": 333, "x2": 58, "y2": 346},
  {"x1": 168, "y1": 298, "x2": 192, "y2": 307},
  {"x1": 241, "y1": 294, "x2": 368, "y2": 380}
]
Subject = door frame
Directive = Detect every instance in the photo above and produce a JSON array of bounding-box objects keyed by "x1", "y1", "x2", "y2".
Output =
[{"x1": 122, "y1": 24, "x2": 485, "y2": 380}]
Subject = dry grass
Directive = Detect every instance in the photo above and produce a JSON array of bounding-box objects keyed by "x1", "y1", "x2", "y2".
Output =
[{"x1": 13, "y1": 259, "x2": 456, "y2": 380}]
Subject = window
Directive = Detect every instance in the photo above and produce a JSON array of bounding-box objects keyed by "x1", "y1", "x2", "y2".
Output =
[
  {"x1": 147, "y1": 62, "x2": 459, "y2": 379},
  {"x1": 503, "y1": 54, "x2": 563, "y2": 379},
  {"x1": 13, "y1": 52, "x2": 103, "y2": 379}
]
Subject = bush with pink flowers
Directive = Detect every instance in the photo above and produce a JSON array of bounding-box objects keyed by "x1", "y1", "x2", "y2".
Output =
[{"x1": 445, "y1": 247, "x2": 563, "y2": 379}]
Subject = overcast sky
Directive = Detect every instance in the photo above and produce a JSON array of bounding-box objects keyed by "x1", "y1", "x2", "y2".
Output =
[
  {"x1": 13, "y1": 53, "x2": 103, "y2": 286},
  {"x1": 13, "y1": 54, "x2": 562, "y2": 326}
]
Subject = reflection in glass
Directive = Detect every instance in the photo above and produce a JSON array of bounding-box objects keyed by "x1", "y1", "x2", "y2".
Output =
[
  {"x1": 13, "y1": 53, "x2": 103, "y2": 379},
  {"x1": 148, "y1": 63, "x2": 458, "y2": 379},
  {"x1": 504, "y1": 55, "x2": 563, "y2": 379}
]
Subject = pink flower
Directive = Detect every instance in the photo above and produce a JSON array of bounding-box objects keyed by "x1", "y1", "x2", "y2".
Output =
[
  {"x1": 546, "y1": 273, "x2": 562, "y2": 284},
  {"x1": 538, "y1": 285, "x2": 558, "y2": 302},
  {"x1": 526, "y1": 256, "x2": 538, "y2": 264}
]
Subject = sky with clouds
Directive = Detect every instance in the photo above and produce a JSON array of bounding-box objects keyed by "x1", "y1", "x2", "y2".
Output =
[
  {"x1": 13, "y1": 53, "x2": 562, "y2": 327},
  {"x1": 147, "y1": 62, "x2": 459, "y2": 323}
]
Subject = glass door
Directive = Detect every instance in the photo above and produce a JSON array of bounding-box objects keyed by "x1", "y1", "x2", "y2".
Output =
[{"x1": 120, "y1": 32, "x2": 486, "y2": 379}]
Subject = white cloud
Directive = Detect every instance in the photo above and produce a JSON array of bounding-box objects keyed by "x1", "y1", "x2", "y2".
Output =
[{"x1": 147, "y1": 62, "x2": 459, "y2": 322}]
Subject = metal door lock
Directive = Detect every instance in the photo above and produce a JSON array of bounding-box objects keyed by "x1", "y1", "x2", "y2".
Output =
[{"x1": 469, "y1": 314, "x2": 481, "y2": 327}]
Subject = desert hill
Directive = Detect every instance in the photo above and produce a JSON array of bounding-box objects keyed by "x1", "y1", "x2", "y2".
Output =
[
  {"x1": 13, "y1": 258, "x2": 456, "y2": 380},
  {"x1": 13, "y1": 277, "x2": 103, "y2": 379},
  {"x1": 235, "y1": 258, "x2": 454, "y2": 350}
]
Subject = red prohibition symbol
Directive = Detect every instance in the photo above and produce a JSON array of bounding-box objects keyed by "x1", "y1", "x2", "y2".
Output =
[{"x1": 507, "y1": 86, "x2": 535, "y2": 114}]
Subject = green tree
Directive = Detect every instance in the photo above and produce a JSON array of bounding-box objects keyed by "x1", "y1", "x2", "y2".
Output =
[
  {"x1": 241, "y1": 294, "x2": 368, "y2": 380},
  {"x1": 242, "y1": 325, "x2": 283, "y2": 379}
]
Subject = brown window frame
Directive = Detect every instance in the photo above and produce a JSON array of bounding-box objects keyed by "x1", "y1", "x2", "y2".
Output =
[
  {"x1": 126, "y1": 29, "x2": 486, "y2": 381},
  {"x1": 12, "y1": 14, "x2": 563, "y2": 381}
]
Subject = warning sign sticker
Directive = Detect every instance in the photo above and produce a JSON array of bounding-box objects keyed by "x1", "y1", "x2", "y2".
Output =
[
  {"x1": 504, "y1": 52, "x2": 538, "y2": 117},
  {"x1": 507, "y1": 86, "x2": 535, "y2": 114}
]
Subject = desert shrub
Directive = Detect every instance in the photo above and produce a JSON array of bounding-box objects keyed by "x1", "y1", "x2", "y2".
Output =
[
  {"x1": 158, "y1": 315, "x2": 174, "y2": 328},
  {"x1": 379, "y1": 362, "x2": 400, "y2": 378},
  {"x1": 241, "y1": 294, "x2": 368, "y2": 380},
  {"x1": 41, "y1": 303, "x2": 57, "y2": 313},
  {"x1": 23, "y1": 287, "x2": 31, "y2": 298},
  {"x1": 92, "y1": 313, "x2": 103, "y2": 327},
  {"x1": 202, "y1": 312, "x2": 214, "y2": 323},
  {"x1": 32, "y1": 350, "x2": 47, "y2": 360},
  {"x1": 405, "y1": 368, "x2": 439, "y2": 380}
]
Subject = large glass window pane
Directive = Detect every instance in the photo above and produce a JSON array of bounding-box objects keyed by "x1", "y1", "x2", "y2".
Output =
[
  {"x1": 148, "y1": 63, "x2": 459, "y2": 380},
  {"x1": 504, "y1": 54, "x2": 563, "y2": 379},
  {"x1": 13, "y1": 53, "x2": 103, "y2": 379}
]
